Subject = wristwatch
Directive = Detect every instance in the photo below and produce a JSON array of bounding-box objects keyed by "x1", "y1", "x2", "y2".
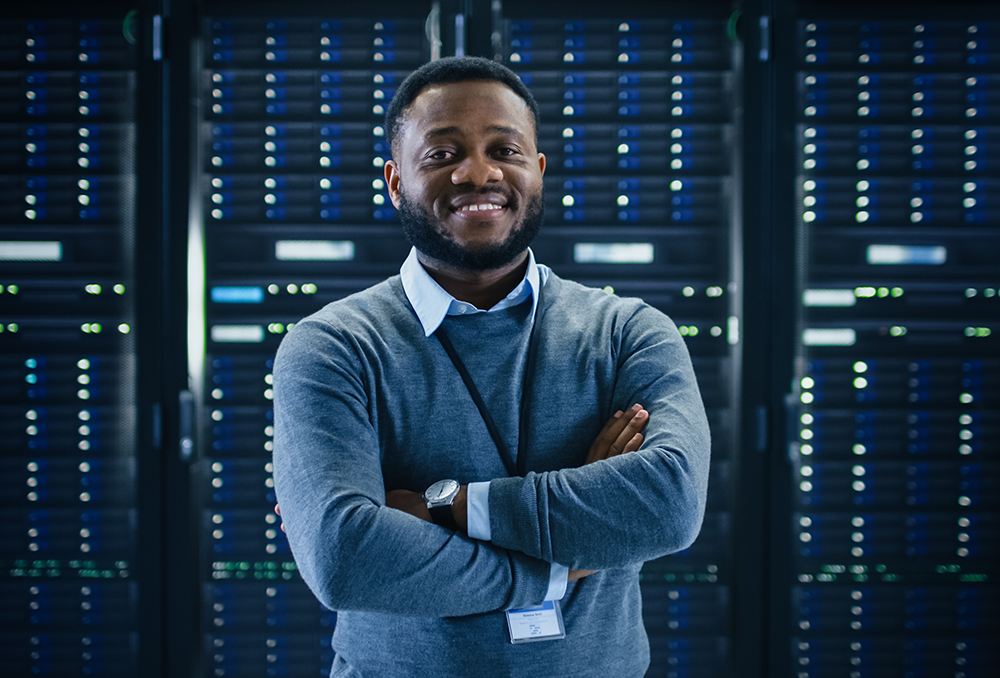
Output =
[{"x1": 424, "y1": 479, "x2": 460, "y2": 529}]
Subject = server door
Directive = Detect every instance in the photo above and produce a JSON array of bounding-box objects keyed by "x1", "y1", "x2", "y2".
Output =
[
  {"x1": 782, "y1": 2, "x2": 1000, "y2": 675},
  {"x1": 497, "y1": 2, "x2": 743, "y2": 676},
  {"x1": 195, "y1": 3, "x2": 435, "y2": 675},
  {"x1": 0, "y1": 3, "x2": 153, "y2": 676}
]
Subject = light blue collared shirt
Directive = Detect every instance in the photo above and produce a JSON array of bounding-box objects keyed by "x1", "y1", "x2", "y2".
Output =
[{"x1": 399, "y1": 247, "x2": 568, "y2": 601}]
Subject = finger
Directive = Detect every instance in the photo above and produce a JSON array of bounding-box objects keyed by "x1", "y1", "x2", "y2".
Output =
[
  {"x1": 586, "y1": 404, "x2": 645, "y2": 464},
  {"x1": 591, "y1": 404, "x2": 642, "y2": 450},
  {"x1": 593, "y1": 409, "x2": 626, "y2": 443},
  {"x1": 585, "y1": 411, "x2": 623, "y2": 464},
  {"x1": 622, "y1": 432, "x2": 644, "y2": 455},
  {"x1": 568, "y1": 568, "x2": 599, "y2": 582},
  {"x1": 274, "y1": 504, "x2": 286, "y2": 533},
  {"x1": 608, "y1": 409, "x2": 648, "y2": 456}
]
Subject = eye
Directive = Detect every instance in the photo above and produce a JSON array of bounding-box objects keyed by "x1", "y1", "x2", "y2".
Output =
[
  {"x1": 427, "y1": 149, "x2": 453, "y2": 161},
  {"x1": 496, "y1": 147, "x2": 518, "y2": 157}
]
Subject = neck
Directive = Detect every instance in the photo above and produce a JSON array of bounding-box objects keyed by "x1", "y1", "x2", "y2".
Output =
[{"x1": 417, "y1": 250, "x2": 530, "y2": 310}]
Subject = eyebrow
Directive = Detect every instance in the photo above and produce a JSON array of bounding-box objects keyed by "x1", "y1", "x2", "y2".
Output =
[{"x1": 423, "y1": 124, "x2": 527, "y2": 142}]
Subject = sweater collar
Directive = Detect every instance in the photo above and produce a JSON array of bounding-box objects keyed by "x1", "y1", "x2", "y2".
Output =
[{"x1": 400, "y1": 247, "x2": 548, "y2": 337}]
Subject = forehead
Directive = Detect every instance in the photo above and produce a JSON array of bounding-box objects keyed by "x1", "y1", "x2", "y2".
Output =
[{"x1": 400, "y1": 80, "x2": 535, "y2": 146}]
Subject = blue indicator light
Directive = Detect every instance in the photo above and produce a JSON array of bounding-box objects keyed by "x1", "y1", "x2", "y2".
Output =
[{"x1": 211, "y1": 287, "x2": 264, "y2": 304}]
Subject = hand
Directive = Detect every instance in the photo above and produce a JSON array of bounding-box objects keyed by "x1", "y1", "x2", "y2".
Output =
[
  {"x1": 274, "y1": 504, "x2": 285, "y2": 532},
  {"x1": 384, "y1": 487, "x2": 469, "y2": 531},
  {"x1": 276, "y1": 487, "x2": 468, "y2": 535},
  {"x1": 570, "y1": 404, "x2": 649, "y2": 582},
  {"x1": 584, "y1": 403, "x2": 648, "y2": 465},
  {"x1": 385, "y1": 489, "x2": 432, "y2": 522}
]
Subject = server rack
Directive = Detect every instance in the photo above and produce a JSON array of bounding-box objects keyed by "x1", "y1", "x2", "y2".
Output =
[
  {"x1": 196, "y1": 3, "x2": 434, "y2": 676},
  {"x1": 496, "y1": 2, "x2": 743, "y2": 676},
  {"x1": 0, "y1": 2, "x2": 151, "y2": 675},
  {"x1": 778, "y1": 1, "x2": 1000, "y2": 677}
]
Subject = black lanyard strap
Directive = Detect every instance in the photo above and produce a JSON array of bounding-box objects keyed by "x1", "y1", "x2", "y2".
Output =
[{"x1": 434, "y1": 282, "x2": 545, "y2": 478}]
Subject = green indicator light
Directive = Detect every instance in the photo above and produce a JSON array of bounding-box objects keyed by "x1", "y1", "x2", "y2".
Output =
[{"x1": 959, "y1": 574, "x2": 988, "y2": 582}]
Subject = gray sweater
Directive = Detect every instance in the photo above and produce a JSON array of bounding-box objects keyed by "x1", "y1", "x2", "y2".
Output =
[{"x1": 272, "y1": 271, "x2": 711, "y2": 677}]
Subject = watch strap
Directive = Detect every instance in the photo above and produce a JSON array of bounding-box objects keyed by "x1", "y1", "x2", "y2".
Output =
[{"x1": 429, "y1": 503, "x2": 458, "y2": 530}]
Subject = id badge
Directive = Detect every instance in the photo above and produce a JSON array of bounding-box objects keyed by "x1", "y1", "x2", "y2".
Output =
[{"x1": 505, "y1": 600, "x2": 566, "y2": 644}]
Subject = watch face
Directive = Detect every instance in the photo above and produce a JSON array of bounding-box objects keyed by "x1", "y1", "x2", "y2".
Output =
[{"x1": 426, "y1": 479, "x2": 459, "y2": 503}]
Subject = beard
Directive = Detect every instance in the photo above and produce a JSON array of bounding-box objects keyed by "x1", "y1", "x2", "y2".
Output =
[{"x1": 396, "y1": 185, "x2": 545, "y2": 272}]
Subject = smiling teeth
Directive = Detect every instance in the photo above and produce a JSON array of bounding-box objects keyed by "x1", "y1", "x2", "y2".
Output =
[{"x1": 460, "y1": 203, "x2": 502, "y2": 212}]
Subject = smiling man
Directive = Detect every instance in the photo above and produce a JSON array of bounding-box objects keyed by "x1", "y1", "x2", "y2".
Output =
[
  {"x1": 272, "y1": 56, "x2": 711, "y2": 677},
  {"x1": 391, "y1": 77, "x2": 545, "y2": 277}
]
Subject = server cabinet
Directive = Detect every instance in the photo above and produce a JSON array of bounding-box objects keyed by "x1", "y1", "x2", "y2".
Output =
[
  {"x1": 0, "y1": 2, "x2": 152, "y2": 676},
  {"x1": 779, "y1": 2, "x2": 1000, "y2": 677},
  {"x1": 195, "y1": 3, "x2": 434, "y2": 675},
  {"x1": 496, "y1": 3, "x2": 743, "y2": 676}
]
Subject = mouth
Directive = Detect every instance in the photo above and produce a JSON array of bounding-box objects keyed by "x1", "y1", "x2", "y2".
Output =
[
  {"x1": 455, "y1": 201, "x2": 506, "y2": 213},
  {"x1": 450, "y1": 192, "x2": 511, "y2": 218}
]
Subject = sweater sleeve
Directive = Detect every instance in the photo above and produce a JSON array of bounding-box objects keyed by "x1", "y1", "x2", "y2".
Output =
[
  {"x1": 487, "y1": 303, "x2": 712, "y2": 570},
  {"x1": 271, "y1": 316, "x2": 552, "y2": 617}
]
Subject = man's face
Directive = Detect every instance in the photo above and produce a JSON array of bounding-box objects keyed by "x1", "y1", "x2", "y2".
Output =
[{"x1": 385, "y1": 80, "x2": 546, "y2": 272}]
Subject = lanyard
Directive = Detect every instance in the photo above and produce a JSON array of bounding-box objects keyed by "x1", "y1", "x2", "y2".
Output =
[{"x1": 434, "y1": 283, "x2": 545, "y2": 478}]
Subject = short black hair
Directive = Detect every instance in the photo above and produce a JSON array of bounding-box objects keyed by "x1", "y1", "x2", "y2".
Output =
[{"x1": 385, "y1": 56, "x2": 540, "y2": 155}]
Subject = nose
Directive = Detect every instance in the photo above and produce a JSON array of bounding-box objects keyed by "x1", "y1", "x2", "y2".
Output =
[{"x1": 451, "y1": 153, "x2": 503, "y2": 186}]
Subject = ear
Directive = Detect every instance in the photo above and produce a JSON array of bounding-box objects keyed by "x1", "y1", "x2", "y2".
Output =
[
  {"x1": 384, "y1": 159, "x2": 402, "y2": 209},
  {"x1": 536, "y1": 152, "x2": 546, "y2": 177}
]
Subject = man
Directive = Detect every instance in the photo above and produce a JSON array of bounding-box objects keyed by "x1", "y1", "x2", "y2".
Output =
[{"x1": 272, "y1": 56, "x2": 710, "y2": 677}]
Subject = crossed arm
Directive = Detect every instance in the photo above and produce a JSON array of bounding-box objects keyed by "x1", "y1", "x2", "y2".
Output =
[
  {"x1": 276, "y1": 404, "x2": 649, "y2": 582},
  {"x1": 272, "y1": 302, "x2": 709, "y2": 616},
  {"x1": 378, "y1": 404, "x2": 649, "y2": 582}
]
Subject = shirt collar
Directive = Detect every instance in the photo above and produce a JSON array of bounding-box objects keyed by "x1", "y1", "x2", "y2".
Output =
[{"x1": 400, "y1": 246, "x2": 546, "y2": 337}]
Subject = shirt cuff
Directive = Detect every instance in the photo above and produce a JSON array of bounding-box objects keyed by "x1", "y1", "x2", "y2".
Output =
[
  {"x1": 544, "y1": 563, "x2": 569, "y2": 601},
  {"x1": 470, "y1": 480, "x2": 566, "y2": 601},
  {"x1": 466, "y1": 481, "x2": 491, "y2": 541}
]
